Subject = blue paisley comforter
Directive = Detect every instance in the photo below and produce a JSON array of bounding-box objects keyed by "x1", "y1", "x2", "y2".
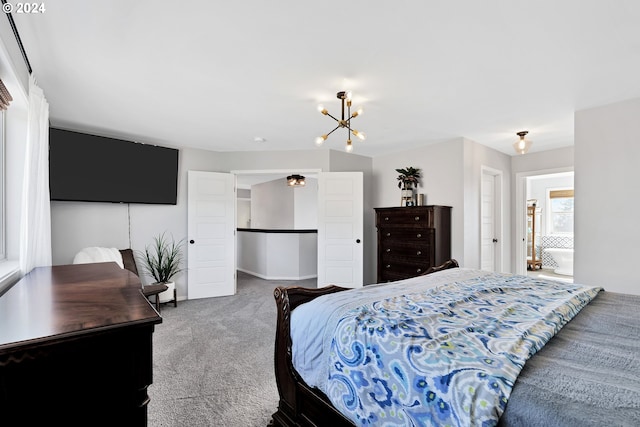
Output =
[{"x1": 291, "y1": 269, "x2": 601, "y2": 426}]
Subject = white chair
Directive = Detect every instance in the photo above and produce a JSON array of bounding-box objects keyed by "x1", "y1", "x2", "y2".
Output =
[
  {"x1": 73, "y1": 247, "x2": 124, "y2": 268},
  {"x1": 72, "y1": 246, "x2": 169, "y2": 311}
]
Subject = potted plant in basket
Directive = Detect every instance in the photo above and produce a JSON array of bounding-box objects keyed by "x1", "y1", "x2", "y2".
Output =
[
  {"x1": 139, "y1": 232, "x2": 184, "y2": 304},
  {"x1": 396, "y1": 166, "x2": 421, "y2": 206}
]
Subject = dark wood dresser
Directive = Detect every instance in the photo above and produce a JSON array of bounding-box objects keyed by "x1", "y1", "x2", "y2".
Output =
[
  {"x1": 0, "y1": 262, "x2": 162, "y2": 426},
  {"x1": 375, "y1": 206, "x2": 452, "y2": 283}
]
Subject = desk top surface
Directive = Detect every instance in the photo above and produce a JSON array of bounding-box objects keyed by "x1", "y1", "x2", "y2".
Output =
[{"x1": 0, "y1": 262, "x2": 162, "y2": 353}]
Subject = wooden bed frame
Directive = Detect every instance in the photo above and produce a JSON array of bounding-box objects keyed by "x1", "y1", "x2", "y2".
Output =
[{"x1": 270, "y1": 259, "x2": 460, "y2": 426}]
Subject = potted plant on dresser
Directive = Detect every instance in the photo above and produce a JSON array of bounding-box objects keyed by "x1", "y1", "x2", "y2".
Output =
[
  {"x1": 396, "y1": 166, "x2": 421, "y2": 206},
  {"x1": 139, "y1": 232, "x2": 184, "y2": 306}
]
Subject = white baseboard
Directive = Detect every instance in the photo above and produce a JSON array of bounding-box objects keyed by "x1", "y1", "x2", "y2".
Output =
[{"x1": 237, "y1": 268, "x2": 317, "y2": 281}]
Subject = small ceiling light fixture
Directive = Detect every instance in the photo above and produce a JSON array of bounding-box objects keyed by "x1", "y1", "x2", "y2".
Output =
[
  {"x1": 315, "y1": 91, "x2": 365, "y2": 152},
  {"x1": 286, "y1": 174, "x2": 306, "y2": 187},
  {"x1": 513, "y1": 131, "x2": 532, "y2": 155}
]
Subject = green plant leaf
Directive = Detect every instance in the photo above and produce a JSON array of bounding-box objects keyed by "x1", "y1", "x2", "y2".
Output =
[
  {"x1": 395, "y1": 166, "x2": 421, "y2": 188},
  {"x1": 137, "y1": 231, "x2": 184, "y2": 284}
]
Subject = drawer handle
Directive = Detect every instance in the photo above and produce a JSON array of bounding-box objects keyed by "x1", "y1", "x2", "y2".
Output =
[
  {"x1": 416, "y1": 233, "x2": 422, "y2": 238},
  {"x1": 386, "y1": 232, "x2": 391, "y2": 237},
  {"x1": 415, "y1": 216, "x2": 420, "y2": 221},
  {"x1": 385, "y1": 217, "x2": 389, "y2": 221},
  {"x1": 386, "y1": 248, "x2": 391, "y2": 252},
  {"x1": 416, "y1": 268, "x2": 422, "y2": 273},
  {"x1": 416, "y1": 250, "x2": 422, "y2": 255},
  {"x1": 386, "y1": 264, "x2": 391, "y2": 269}
]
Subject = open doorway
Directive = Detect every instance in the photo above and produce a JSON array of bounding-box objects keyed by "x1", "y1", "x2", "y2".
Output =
[
  {"x1": 523, "y1": 171, "x2": 574, "y2": 282},
  {"x1": 233, "y1": 169, "x2": 365, "y2": 289},
  {"x1": 234, "y1": 170, "x2": 320, "y2": 283}
]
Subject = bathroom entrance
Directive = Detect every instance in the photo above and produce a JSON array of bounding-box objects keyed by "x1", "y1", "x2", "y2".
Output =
[{"x1": 523, "y1": 171, "x2": 574, "y2": 282}]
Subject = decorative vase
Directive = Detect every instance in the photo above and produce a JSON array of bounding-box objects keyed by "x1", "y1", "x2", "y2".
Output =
[
  {"x1": 401, "y1": 188, "x2": 414, "y2": 206},
  {"x1": 158, "y1": 281, "x2": 175, "y2": 303}
]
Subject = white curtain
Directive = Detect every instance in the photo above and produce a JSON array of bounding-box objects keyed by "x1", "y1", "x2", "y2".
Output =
[{"x1": 20, "y1": 75, "x2": 51, "y2": 273}]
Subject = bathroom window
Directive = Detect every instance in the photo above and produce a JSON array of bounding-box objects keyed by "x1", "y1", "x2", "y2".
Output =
[
  {"x1": 549, "y1": 189, "x2": 574, "y2": 235},
  {"x1": 0, "y1": 110, "x2": 4, "y2": 260}
]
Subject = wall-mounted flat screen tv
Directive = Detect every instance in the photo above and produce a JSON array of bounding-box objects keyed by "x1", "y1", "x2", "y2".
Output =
[{"x1": 49, "y1": 128, "x2": 179, "y2": 204}]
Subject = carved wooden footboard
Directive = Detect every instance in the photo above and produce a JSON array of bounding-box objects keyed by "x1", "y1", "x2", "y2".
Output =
[{"x1": 270, "y1": 259, "x2": 460, "y2": 426}]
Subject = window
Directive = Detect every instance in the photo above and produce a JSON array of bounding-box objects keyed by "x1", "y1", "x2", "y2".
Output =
[
  {"x1": 0, "y1": 110, "x2": 4, "y2": 261},
  {"x1": 549, "y1": 189, "x2": 574, "y2": 235}
]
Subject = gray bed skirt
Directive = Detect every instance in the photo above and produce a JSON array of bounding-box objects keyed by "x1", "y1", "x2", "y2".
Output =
[{"x1": 499, "y1": 291, "x2": 640, "y2": 426}]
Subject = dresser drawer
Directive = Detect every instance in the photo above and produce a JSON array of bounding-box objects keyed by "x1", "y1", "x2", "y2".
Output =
[
  {"x1": 380, "y1": 245, "x2": 431, "y2": 258},
  {"x1": 378, "y1": 228, "x2": 435, "y2": 242},
  {"x1": 377, "y1": 210, "x2": 432, "y2": 227},
  {"x1": 380, "y1": 246, "x2": 434, "y2": 269}
]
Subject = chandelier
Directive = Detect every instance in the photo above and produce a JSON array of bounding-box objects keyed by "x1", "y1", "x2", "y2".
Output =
[
  {"x1": 513, "y1": 131, "x2": 532, "y2": 155},
  {"x1": 315, "y1": 91, "x2": 365, "y2": 152}
]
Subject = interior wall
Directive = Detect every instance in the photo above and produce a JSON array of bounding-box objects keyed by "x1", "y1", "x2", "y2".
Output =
[
  {"x1": 51, "y1": 201, "x2": 130, "y2": 264},
  {"x1": 220, "y1": 149, "x2": 332, "y2": 171},
  {"x1": 251, "y1": 178, "x2": 295, "y2": 229},
  {"x1": 249, "y1": 176, "x2": 318, "y2": 230},
  {"x1": 574, "y1": 97, "x2": 640, "y2": 295},
  {"x1": 237, "y1": 199, "x2": 251, "y2": 228},
  {"x1": 293, "y1": 177, "x2": 318, "y2": 229},
  {"x1": 372, "y1": 139, "x2": 465, "y2": 268},
  {"x1": 463, "y1": 138, "x2": 512, "y2": 271},
  {"x1": 511, "y1": 146, "x2": 574, "y2": 174},
  {"x1": 236, "y1": 188, "x2": 251, "y2": 228}
]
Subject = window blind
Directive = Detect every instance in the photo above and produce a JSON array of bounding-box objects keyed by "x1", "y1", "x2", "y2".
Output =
[
  {"x1": 0, "y1": 79, "x2": 12, "y2": 110},
  {"x1": 550, "y1": 189, "x2": 574, "y2": 199}
]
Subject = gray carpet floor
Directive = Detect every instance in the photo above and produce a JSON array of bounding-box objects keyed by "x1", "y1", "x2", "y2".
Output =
[{"x1": 148, "y1": 271, "x2": 316, "y2": 427}]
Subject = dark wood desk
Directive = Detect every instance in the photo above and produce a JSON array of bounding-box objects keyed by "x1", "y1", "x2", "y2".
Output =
[{"x1": 0, "y1": 262, "x2": 162, "y2": 426}]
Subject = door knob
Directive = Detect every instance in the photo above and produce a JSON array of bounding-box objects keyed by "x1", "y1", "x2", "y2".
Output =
[
  {"x1": 356, "y1": 239, "x2": 361, "y2": 243},
  {"x1": 190, "y1": 240, "x2": 195, "y2": 244}
]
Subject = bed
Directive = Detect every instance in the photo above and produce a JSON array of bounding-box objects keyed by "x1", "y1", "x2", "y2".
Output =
[{"x1": 270, "y1": 260, "x2": 640, "y2": 426}]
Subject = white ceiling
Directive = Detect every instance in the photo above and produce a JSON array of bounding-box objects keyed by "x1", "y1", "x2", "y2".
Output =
[{"x1": 11, "y1": 1, "x2": 640, "y2": 157}]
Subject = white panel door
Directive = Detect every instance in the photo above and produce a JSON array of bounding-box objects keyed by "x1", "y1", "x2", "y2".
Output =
[
  {"x1": 481, "y1": 173, "x2": 496, "y2": 271},
  {"x1": 187, "y1": 171, "x2": 236, "y2": 299},
  {"x1": 481, "y1": 168, "x2": 502, "y2": 272},
  {"x1": 317, "y1": 172, "x2": 363, "y2": 288}
]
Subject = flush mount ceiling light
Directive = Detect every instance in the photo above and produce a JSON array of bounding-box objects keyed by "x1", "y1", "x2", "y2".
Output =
[
  {"x1": 286, "y1": 174, "x2": 306, "y2": 186},
  {"x1": 315, "y1": 91, "x2": 365, "y2": 153},
  {"x1": 513, "y1": 131, "x2": 532, "y2": 155}
]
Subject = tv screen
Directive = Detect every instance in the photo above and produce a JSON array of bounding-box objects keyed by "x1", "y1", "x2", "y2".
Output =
[{"x1": 49, "y1": 128, "x2": 179, "y2": 204}]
